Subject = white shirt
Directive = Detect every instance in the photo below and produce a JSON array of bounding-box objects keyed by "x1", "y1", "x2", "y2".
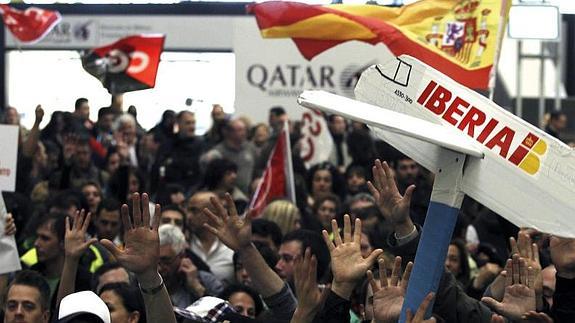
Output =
[{"x1": 189, "y1": 235, "x2": 235, "y2": 285}]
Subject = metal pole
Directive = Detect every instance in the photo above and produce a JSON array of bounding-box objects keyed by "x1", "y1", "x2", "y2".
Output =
[
  {"x1": 516, "y1": 41, "x2": 523, "y2": 118},
  {"x1": 555, "y1": 23, "x2": 563, "y2": 111},
  {"x1": 539, "y1": 42, "x2": 546, "y2": 127}
]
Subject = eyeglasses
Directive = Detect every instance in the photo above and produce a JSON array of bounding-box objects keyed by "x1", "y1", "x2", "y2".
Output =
[{"x1": 159, "y1": 252, "x2": 183, "y2": 266}]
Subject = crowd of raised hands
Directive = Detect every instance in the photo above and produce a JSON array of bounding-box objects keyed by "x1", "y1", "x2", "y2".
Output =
[{"x1": 2, "y1": 159, "x2": 575, "y2": 323}]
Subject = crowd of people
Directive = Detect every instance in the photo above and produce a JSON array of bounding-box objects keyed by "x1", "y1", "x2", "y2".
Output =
[{"x1": 0, "y1": 97, "x2": 574, "y2": 323}]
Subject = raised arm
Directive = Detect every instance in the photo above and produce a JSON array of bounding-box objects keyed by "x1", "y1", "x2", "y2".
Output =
[
  {"x1": 100, "y1": 192, "x2": 176, "y2": 323},
  {"x1": 202, "y1": 194, "x2": 284, "y2": 297},
  {"x1": 56, "y1": 210, "x2": 97, "y2": 305},
  {"x1": 314, "y1": 215, "x2": 383, "y2": 323},
  {"x1": 22, "y1": 105, "x2": 43, "y2": 157}
]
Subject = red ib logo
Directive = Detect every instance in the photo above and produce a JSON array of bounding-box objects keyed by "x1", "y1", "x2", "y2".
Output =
[{"x1": 507, "y1": 133, "x2": 547, "y2": 175}]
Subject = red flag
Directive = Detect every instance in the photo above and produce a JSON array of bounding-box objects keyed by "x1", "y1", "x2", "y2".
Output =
[
  {"x1": 81, "y1": 35, "x2": 165, "y2": 94},
  {"x1": 0, "y1": 5, "x2": 60, "y2": 43},
  {"x1": 249, "y1": 121, "x2": 296, "y2": 217}
]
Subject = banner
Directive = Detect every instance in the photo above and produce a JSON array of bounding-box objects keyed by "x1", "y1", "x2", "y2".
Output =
[
  {"x1": 81, "y1": 34, "x2": 165, "y2": 94},
  {"x1": 0, "y1": 194, "x2": 21, "y2": 274},
  {"x1": 0, "y1": 4, "x2": 60, "y2": 43},
  {"x1": 0, "y1": 125, "x2": 18, "y2": 192},
  {"x1": 234, "y1": 18, "x2": 390, "y2": 123},
  {"x1": 249, "y1": 0, "x2": 511, "y2": 89},
  {"x1": 300, "y1": 109, "x2": 333, "y2": 169},
  {"x1": 250, "y1": 121, "x2": 296, "y2": 217}
]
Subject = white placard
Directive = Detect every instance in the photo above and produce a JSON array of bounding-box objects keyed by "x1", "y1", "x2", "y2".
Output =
[
  {"x1": 0, "y1": 195, "x2": 21, "y2": 274},
  {"x1": 0, "y1": 125, "x2": 18, "y2": 192}
]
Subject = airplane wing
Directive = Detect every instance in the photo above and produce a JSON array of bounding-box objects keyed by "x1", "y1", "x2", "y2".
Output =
[{"x1": 298, "y1": 90, "x2": 483, "y2": 158}]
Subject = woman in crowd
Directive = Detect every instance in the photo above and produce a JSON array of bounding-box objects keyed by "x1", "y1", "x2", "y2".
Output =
[
  {"x1": 305, "y1": 161, "x2": 344, "y2": 209},
  {"x1": 98, "y1": 283, "x2": 146, "y2": 323},
  {"x1": 218, "y1": 284, "x2": 263, "y2": 319}
]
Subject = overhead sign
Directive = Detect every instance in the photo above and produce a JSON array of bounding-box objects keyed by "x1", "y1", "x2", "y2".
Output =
[
  {"x1": 4, "y1": 15, "x2": 234, "y2": 50},
  {"x1": 234, "y1": 18, "x2": 392, "y2": 123},
  {"x1": 300, "y1": 55, "x2": 575, "y2": 238},
  {"x1": 0, "y1": 125, "x2": 18, "y2": 192}
]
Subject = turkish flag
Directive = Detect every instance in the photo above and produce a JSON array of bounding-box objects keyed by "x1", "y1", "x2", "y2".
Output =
[
  {"x1": 0, "y1": 5, "x2": 61, "y2": 43},
  {"x1": 81, "y1": 35, "x2": 165, "y2": 94},
  {"x1": 249, "y1": 121, "x2": 296, "y2": 217}
]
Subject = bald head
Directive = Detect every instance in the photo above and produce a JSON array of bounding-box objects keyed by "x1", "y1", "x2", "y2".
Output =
[{"x1": 186, "y1": 191, "x2": 218, "y2": 233}]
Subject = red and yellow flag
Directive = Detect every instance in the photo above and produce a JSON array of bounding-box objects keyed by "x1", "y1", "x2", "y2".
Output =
[{"x1": 249, "y1": 0, "x2": 511, "y2": 89}]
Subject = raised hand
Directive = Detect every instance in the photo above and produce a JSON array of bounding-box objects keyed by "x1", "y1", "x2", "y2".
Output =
[
  {"x1": 202, "y1": 193, "x2": 252, "y2": 252},
  {"x1": 291, "y1": 248, "x2": 328, "y2": 322},
  {"x1": 367, "y1": 159, "x2": 415, "y2": 234},
  {"x1": 368, "y1": 256, "x2": 413, "y2": 323},
  {"x1": 34, "y1": 105, "x2": 44, "y2": 125},
  {"x1": 323, "y1": 215, "x2": 383, "y2": 299},
  {"x1": 100, "y1": 193, "x2": 161, "y2": 276},
  {"x1": 481, "y1": 254, "x2": 536, "y2": 320},
  {"x1": 549, "y1": 236, "x2": 575, "y2": 279},
  {"x1": 406, "y1": 292, "x2": 436, "y2": 323},
  {"x1": 4, "y1": 213, "x2": 16, "y2": 236},
  {"x1": 65, "y1": 209, "x2": 97, "y2": 259}
]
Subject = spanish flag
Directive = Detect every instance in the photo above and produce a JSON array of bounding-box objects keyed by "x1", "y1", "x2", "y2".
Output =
[{"x1": 249, "y1": 0, "x2": 511, "y2": 89}]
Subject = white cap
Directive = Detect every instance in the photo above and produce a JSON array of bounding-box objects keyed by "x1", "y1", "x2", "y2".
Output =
[{"x1": 58, "y1": 291, "x2": 111, "y2": 323}]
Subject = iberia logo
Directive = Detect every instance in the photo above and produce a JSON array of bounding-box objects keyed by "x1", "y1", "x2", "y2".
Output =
[{"x1": 417, "y1": 80, "x2": 547, "y2": 175}]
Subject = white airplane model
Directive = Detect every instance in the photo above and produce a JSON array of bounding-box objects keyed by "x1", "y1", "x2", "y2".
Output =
[
  {"x1": 299, "y1": 55, "x2": 575, "y2": 239},
  {"x1": 298, "y1": 54, "x2": 575, "y2": 321}
]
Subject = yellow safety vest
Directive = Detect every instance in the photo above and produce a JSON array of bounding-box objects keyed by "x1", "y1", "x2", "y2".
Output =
[{"x1": 21, "y1": 245, "x2": 104, "y2": 273}]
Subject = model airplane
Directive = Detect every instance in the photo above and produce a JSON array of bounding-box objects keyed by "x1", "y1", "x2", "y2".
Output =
[
  {"x1": 298, "y1": 55, "x2": 575, "y2": 321},
  {"x1": 299, "y1": 54, "x2": 575, "y2": 239}
]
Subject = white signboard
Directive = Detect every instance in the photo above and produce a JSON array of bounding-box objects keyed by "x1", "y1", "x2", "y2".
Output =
[
  {"x1": 4, "y1": 15, "x2": 235, "y2": 50},
  {"x1": 0, "y1": 125, "x2": 18, "y2": 192},
  {"x1": 233, "y1": 18, "x2": 395, "y2": 123},
  {"x1": 0, "y1": 195, "x2": 21, "y2": 274}
]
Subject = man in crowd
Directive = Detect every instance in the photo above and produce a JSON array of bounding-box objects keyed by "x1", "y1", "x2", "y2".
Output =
[
  {"x1": 157, "y1": 110, "x2": 205, "y2": 191},
  {"x1": 186, "y1": 191, "x2": 235, "y2": 284},
  {"x1": 3, "y1": 270, "x2": 50, "y2": 323},
  {"x1": 158, "y1": 224, "x2": 223, "y2": 308},
  {"x1": 204, "y1": 119, "x2": 258, "y2": 195}
]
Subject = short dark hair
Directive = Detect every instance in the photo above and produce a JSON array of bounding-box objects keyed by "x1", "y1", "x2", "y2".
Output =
[
  {"x1": 176, "y1": 110, "x2": 194, "y2": 122},
  {"x1": 251, "y1": 219, "x2": 283, "y2": 248},
  {"x1": 345, "y1": 164, "x2": 367, "y2": 180},
  {"x1": 312, "y1": 193, "x2": 342, "y2": 216},
  {"x1": 282, "y1": 229, "x2": 330, "y2": 282},
  {"x1": 92, "y1": 262, "x2": 131, "y2": 292},
  {"x1": 218, "y1": 284, "x2": 264, "y2": 317},
  {"x1": 203, "y1": 158, "x2": 238, "y2": 190},
  {"x1": 9, "y1": 270, "x2": 51, "y2": 310},
  {"x1": 48, "y1": 190, "x2": 85, "y2": 213},
  {"x1": 75, "y1": 98, "x2": 89, "y2": 111},
  {"x1": 98, "y1": 283, "x2": 146, "y2": 323},
  {"x1": 269, "y1": 106, "x2": 286, "y2": 117},
  {"x1": 36, "y1": 212, "x2": 68, "y2": 243},
  {"x1": 549, "y1": 111, "x2": 566, "y2": 121},
  {"x1": 97, "y1": 107, "x2": 114, "y2": 119},
  {"x1": 97, "y1": 198, "x2": 121, "y2": 216}
]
